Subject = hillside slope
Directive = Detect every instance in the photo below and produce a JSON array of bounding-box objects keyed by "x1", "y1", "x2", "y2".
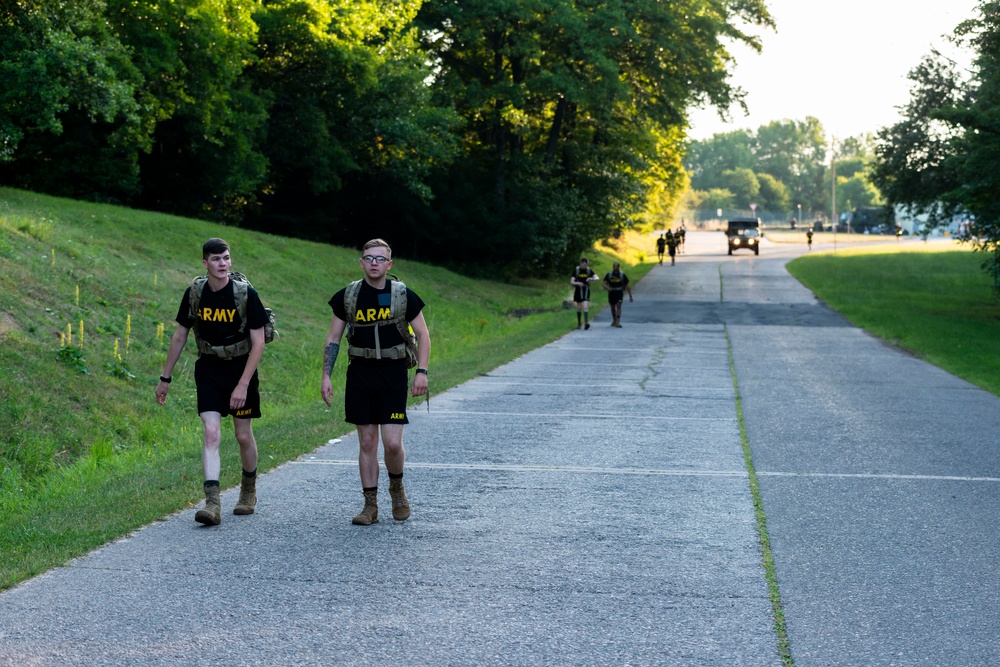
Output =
[{"x1": 0, "y1": 187, "x2": 650, "y2": 588}]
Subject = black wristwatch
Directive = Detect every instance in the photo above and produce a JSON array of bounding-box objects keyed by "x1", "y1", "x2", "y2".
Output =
[
  {"x1": 415, "y1": 368, "x2": 428, "y2": 375},
  {"x1": 160, "y1": 375, "x2": 172, "y2": 383}
]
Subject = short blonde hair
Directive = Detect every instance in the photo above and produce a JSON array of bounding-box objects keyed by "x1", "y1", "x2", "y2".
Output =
[{"x1": 362, "y1": 238, "x2": 391, "y2": 258}]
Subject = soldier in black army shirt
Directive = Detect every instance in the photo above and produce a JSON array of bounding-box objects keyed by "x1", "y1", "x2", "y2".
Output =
[
  {"x1": 570, "y1": 257, "x2": 600, "y2": 330},
  {"x1": 322, "y1": 238, "x2": 431, "y2": 526},
  {"x1": 156, "y1": 238, "x2": 269, "y2": 526},
  {"x1": 603, "y1": 262, "x2": 633, "y2": 328}
]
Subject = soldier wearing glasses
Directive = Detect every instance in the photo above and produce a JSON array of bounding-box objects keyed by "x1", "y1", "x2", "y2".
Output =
[{"x1": 321, "y1": 238, "x2": 431, "y2": 525}]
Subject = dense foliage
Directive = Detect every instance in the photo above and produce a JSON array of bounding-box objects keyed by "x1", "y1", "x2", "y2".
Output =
[
  {"x1": 683, "y1": 119, "x2": 881, "y2": 224},
  {"x1": 871, "y1": 1, "x2": 1000, "y2": 291},
  {"x1": 0, "y1": 0, "x2": 771, "y2": 274}
]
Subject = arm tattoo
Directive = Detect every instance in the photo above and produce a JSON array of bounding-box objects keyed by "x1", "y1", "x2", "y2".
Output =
[{"x1": 323, "y1": 342, "x2": 340, "y2": 377}]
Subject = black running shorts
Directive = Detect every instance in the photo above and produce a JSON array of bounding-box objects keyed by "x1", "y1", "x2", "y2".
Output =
[
  {"x1": 195, "y1": 355, "x2": 261, "y2": 419},
  {"x1": 344, "y1": 361, "x2": 409, "y2": 425}
]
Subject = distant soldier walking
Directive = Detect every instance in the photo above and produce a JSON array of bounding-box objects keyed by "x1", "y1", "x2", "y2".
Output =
[
  {"x1": 571, "y1": 257, "x2": 600, "y2": 329},
  {"x1": 603, "y1": 262, "x2": 633, "y2": 328},
  {"x1": 666, "y1": 230, "x2": 678, "y2": 265}
]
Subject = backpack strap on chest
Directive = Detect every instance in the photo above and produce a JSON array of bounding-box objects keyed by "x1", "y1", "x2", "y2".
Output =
[
  {"x1": 189, "y1": 273, "x2": 252, "y2": 360},
  {"x1": 344, "y1": 279, "x2": 411, "y2": 362}
]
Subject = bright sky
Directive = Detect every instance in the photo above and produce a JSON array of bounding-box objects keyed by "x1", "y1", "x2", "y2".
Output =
[{"x1": 686, "y1": 0, "x2": 981, "y2": 141}]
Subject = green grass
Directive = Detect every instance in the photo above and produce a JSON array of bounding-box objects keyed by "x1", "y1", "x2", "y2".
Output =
[
  {"x1": 787, "y1": 245, "x2": 1000, "y2": 396},
  {"x1": 0, "y1": 187, "x2": 654, "y2": 590},
  {"x1": 727, "y1": 331, "x2": 792, "y2": 667}
]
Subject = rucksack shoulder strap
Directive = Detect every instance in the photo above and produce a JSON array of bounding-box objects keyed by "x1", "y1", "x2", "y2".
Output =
[
  {"x1": 390, "y1": 280, "x2": 407, "y2": 307},
  {"x1": 230, "y1": 275, "x2": 250, "y2": 335},
  {"x1": 189, "y1": 276, "x2": 208, "y2": 323},
  {"x1": 188, "y1": 275, "x2": 209, "y2": 353},
  {"x1": 390, "y1": 280, "x2": 409, "y2": 336},
  {"x1": 344, "y1": 279, "x2": 364, "y2": 323}
]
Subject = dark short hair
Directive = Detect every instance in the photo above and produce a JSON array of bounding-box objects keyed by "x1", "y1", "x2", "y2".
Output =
[
  {"x1": 202, "y1": 238, "x2": 230, "y2": 259},
  {"x1": 580, "y1": 257, "x2": 588, "y2": 263}
]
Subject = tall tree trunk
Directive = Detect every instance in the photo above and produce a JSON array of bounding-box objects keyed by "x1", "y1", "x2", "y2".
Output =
[
  {"x1": 492, "y1": 36, "x2": 506, "y2": 208},
  {"x1": 545, "y1": 96, "x2": 568, "y2": 164},
  {"x1": 494, "y1": 98, "x2": 506, "y2": 207}
]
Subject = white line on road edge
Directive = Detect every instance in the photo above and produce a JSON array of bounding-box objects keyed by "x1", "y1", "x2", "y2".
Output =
[
  {"x1": 757, "y1": 471, "x2": 1000, "y2": 482},
  {"x1": 410, "y1": 409, "x2": 736, "y2": 420},
  {"x1": 295, "y1": 458, "x2": 1000, "y2": 483},
  {"x1": 493, "y1": 360, "x2": 722, "y2": 367},
  {"x1": 467, "y1": 380, "x2": 733, "y2": 391},
  {"x1": 292, "y1": 459, "x2": 749, "y2": 477}
]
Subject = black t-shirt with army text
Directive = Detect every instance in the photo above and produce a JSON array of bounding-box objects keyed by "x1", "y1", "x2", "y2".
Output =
[
  {"x1": 571, "y1": 266, "x2": 596, "y2": 284},
  {"x1": 176, "y1": 280, "x2": 268, "y2": 348},
  {"x1": 604, "y1": 271, "x2": 629, "y2": 291},
  {"x1": 329, "y1": 280, "x2": 425, "y2": 365}
]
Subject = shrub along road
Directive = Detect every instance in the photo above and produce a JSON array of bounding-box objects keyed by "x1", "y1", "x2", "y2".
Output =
[{"x1": 0, "y1": 232, "x2": 997, "y2": 666}]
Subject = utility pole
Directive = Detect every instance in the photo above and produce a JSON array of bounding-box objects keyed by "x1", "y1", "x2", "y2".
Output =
[{"x1": 831, "y1": 137, "x2": 837, "y2": 252}]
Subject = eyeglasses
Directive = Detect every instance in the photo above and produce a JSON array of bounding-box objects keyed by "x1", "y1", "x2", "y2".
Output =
[{"x1": 361, "y1": 255, "x2": 390, "y2": 265}]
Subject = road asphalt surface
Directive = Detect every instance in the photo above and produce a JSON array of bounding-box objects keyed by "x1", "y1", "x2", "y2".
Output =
[{"x1": 1, "y1": 231, "x2": 998, "y2": 666}]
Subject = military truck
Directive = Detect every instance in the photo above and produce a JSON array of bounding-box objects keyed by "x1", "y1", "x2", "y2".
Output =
[
  {"x1": 726, "y1": 217, "x2": 761, "y2": 255},
  {"x1": 851, "y1": 206, "x2": 894, "y2": 234}
]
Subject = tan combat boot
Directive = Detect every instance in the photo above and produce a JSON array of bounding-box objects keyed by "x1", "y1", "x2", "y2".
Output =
[
  {"x1": 389, "y1": 477, "x2": 411, "y2": 521},
  {"x1": 233, "y1": 474, "x2": 256, "y2": 515},
  {"x1": 195, "y1": 483, "x2": 222, "y2": 526},
  {"x1": 352, "y1": 488, "x2": 379, "y2": 525}
]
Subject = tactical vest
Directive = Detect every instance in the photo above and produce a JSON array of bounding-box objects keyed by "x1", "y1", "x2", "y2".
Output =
[
  {"x1": 343, "y1": 279, "x2": 417, "y2": 368},
  {"x1": 189, "y1": 272, "x2": 275, "y2": 360}
]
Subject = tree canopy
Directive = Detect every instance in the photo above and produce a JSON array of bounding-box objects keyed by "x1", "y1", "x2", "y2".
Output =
[
  {"x1": 685, "y1": 118, "x2": 882, "y2": 223},
  {"x1": 0, "y1": 0, "x2": 772, "y2": 274},
  {"x1": 871, "y1": 1, "x2": 1000, "y2": 291}
]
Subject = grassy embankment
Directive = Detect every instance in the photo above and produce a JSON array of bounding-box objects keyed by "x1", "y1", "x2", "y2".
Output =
[
  {"x1": 0, "y1": 187, "x2": 655, "y2": 590},
  {"x1": 788, "y1": 243, "x2": 1000, "y2": 397}
]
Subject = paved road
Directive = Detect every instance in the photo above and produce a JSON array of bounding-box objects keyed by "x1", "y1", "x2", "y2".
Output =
[
  {"x1": 728, "y1": 237, "x2": 1000, "y2": 666},
  {"x1": 1, "y1": 232, "x2": 998, "y2": 666}
]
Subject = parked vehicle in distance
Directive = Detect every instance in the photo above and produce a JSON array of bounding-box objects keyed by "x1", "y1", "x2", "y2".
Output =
[
  {"x1": 852, "y1": 205, "x2": 894, "y2": 234},
  {"x1": 726, "y1": 218, "x2": 761, "y2": 256}
]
